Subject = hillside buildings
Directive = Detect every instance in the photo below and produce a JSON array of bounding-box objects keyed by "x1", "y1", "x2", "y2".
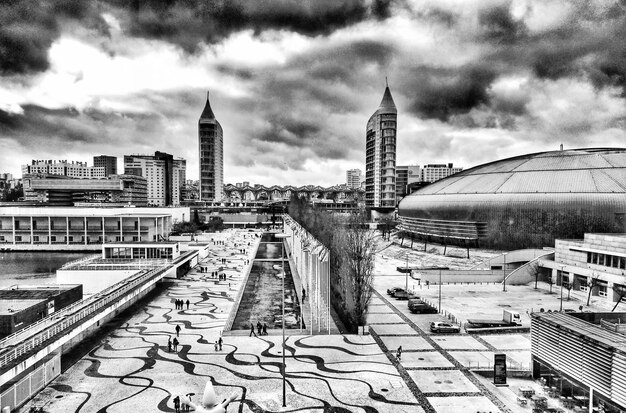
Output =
[
  {"x1": 420, "y1": 163, "x2": 463, "y2": 183},
  {"x1": 365, "y1": 84, "x2": 397, "y2": 209},
  {"x1": 395, "y1": 165, "x2": 420, "y2": 203},
  {"x1": 124, "y1": 152, "x2": 186, "y2": 206},
  {"x1": 22, "y1": 160, "x2": 105, "y2": 179},
  {"x1": 199, "y1": 92, "x2": 224, "y2": 202}
]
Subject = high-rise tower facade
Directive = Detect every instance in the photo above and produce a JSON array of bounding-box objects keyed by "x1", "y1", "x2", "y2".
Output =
[
  {"x1": 365, "y1": 84, "x2": 397, "y2": 208},
  {"x1": 198, "y1": 92, "x2": 224, "y2": 201}
]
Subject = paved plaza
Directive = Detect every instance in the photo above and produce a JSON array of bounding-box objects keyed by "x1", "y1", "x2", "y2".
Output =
[{"x1": 20, "y1": 230, "x2": 598, "y2": 412}]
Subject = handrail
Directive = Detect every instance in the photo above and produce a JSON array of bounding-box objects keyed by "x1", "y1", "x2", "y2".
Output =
[{"x1": 0, "y1": 263, "x2": 172, "y2": 370}]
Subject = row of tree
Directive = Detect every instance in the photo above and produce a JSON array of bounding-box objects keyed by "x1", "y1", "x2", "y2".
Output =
[{"x1": 288, "y1": 196, "x2": 376, "y2": 332}]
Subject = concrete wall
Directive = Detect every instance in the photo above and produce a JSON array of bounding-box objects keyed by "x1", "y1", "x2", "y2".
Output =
[
  {"x1": 57, "y1": 270, "x2": 140, "y2": 296},
  {"x1": 418, "y1": 270, "x2": 507, "y2": 284}
]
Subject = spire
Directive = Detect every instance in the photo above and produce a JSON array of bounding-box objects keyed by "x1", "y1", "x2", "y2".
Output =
[
  {"x1": 378, "y1": 83, "x2": 396, "y2": 111},
  {"x1": 199, "y1": 91, "x2": 216, "y2": 120}
]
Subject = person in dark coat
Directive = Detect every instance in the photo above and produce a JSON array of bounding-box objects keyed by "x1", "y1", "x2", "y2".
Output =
[
  {"x1": 249, "y1": 323, "x2": 257, "y2": 337},
  {"x1": 257, "y1": 321, "x2": 262, "y2": 336},
  {"x1": 218, "y1": 336, "x2": 223, "y2": 351},
  {"x1": 262, "y1": 323, "x2": 267, "y2": 335},
  {"x1": 173, "y1": 395, "x2": 181, "y2": 413},
  {"x1": 186, "y1": 299, "x2": 190, "y2": 309},
  {"x1": 175, "y1": 324, "x2": 181, "y2": 337},
  {"x1": 168, "y1": 336, "x2": 172, "y2": 352},
  {"x1": 173, "y1": 337, "x2": 179, "y2": 352}
]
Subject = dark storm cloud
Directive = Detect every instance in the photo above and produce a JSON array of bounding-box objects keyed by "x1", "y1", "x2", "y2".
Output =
[
  {"x1": 0, "y1": 1, "x2": 107, "y2": 75},
  {"x1": 478, "y1": 4, "x2": 527, "y2": 44},
  {"x1": 404, "y1": 65, "x2": 498, "y2": 121},
  {"x1": 0, "y1": 0, "x2": 394, "y2": 76},
  {"x1": 110, "y1": 0, "x2": 393, "y2": 52}
]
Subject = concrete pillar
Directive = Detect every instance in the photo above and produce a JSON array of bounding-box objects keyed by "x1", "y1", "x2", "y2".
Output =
[
  {"x1": 119, "y1": 217, "x2": 123, "y2": 241},
  {"x1": 66, "y1": 216, "x2": 69, "y2": 245},
  {"x1": 30, "y1": 216, "x2": 33, "y2": 245},
  {"x1": 84, "y1": 217, "x2": 87, "y2": 245},
  {"x1": 102, "y1": 217, "x2": 105, "y2": 242},
  {"x1": 12, "y1": 216, "x2": 15, "y2": 245},
  {"x1": 48, "y1": 216, "x2": 51, "y2": 245},
  {"x1": 588, "y1": 387, "x2": 593, "y2": 413},
  {"x1": 137, "y1": 217, "x2": 141, "y2": 242}
]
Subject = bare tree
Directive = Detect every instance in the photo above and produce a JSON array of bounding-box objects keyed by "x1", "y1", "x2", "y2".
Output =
[
  {"x1": 336, "y1": 213, "x2": 377, "y2": 328},
  {"x1": 585, "y1": 274, "x2": 601, "y2": 306},
  {"x1": 528, "y1": 262, "x2": 540, "y2": 289},
  {"x1": 612, "y1": 284, "x2": 626, "y2": 312},
  {"x1": 564, "y1": 281, "x2": 573, "y2": 300}
]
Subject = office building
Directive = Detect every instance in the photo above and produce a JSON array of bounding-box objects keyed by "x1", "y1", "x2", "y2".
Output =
[
  {"x1": 22, "y1": 174, "x2": 147, "y2": 206},
  {"x1": 21, "y1": 160, "x2": 105, "y2": 179},
  {"x1": 398, "y1": 148, "x2": 626, "y2": 249},
  {"x1": 346, "y1": 169, "x2": 363, "y2": 189},
  {"x1": 124, "y1": 152, "x2": 186, "y2": 206},
  {"x1": 199, "y1": 91, "x2": 224, "y2": 202},
  {"x1": 420, "y1": 163, "x2": 463, "y2": 183},
  {"x1": 395, "y1": 165, "x2": 420, "y2": 203},
  {"x1": 365, "y1": 84, "x2": 397, "y2": 209},
  {"x1": 93, "y1": 155, "x2": 118, "y2": 176}
]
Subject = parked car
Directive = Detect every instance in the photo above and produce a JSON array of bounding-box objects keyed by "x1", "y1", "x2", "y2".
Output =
[
  {"x1": 386, "y1": 287, "x2": 404, "y2": 296},
  {"x1": 430, "y1": 321, "x2": 461, "y2": 333},
  {"x1": 408, "y1": 298, "x2": 437, "y2": 314},
  {"x1": 393, "y1": 290, "x2": 416, "y2": 300}
]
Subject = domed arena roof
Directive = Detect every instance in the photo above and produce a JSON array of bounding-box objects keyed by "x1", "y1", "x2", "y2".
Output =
[{"x1": 415, "y1": 148, "x2": 626, "y2": 195}]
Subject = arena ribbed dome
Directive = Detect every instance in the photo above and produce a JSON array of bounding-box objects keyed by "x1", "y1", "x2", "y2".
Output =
[{"x1": 398, "y1": 148, "x2": 626, "y2": 249}]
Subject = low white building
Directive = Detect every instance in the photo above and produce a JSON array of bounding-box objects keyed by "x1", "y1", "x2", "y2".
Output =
[{"x1": 0, "y1": 206, "x2": 189, "y2": 250}]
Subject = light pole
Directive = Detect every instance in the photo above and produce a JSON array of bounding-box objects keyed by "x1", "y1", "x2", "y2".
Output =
[
  {"x1": 559, "y1": 265, "x2": 565, "y2": 312},
  {"x1": 502, "y1": 253, "x2": 508, "y2": 292},
  {"x1": 438, "y1": 268, "x2": 442, "y2": 313},
  {"x1": 274, "y1": 232, "x2": 291, "y2": 408},
  {"x1": 405, "y1": 253, "x2": 409, "y2": 295}
]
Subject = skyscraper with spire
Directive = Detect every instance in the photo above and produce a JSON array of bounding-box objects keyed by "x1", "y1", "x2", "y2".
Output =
[
  {"x1": 198, "y1": 91, "x2": 223, "y2": 201},
  {"x1": 365, "y1": 82, "x2": 397, "y2": 209}
]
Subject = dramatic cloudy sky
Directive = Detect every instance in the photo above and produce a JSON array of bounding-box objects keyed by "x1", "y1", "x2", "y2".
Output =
[{"x1": 1, "y1": 0, "x2": 625, "y2": 186}]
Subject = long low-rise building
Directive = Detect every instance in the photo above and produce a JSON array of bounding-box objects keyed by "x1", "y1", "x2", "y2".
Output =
[
  {"x1": 0, "y1": 207, "x2": 189, "y2": 250},
  {"x1": 531, "y1": 311, "x2": 626, "y2": 412}
]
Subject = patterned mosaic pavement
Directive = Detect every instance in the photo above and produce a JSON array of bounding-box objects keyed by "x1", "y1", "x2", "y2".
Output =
[{"x1": 25, "y1": 231, "x2": 421, "y2": 412}]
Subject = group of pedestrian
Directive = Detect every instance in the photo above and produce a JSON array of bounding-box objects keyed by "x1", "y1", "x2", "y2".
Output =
[
  {"x1": 167, "y1": 336, "x2": 180, "y2": 352},
  {"x1": 214, "y1": 336, "x2": 223, "y2": 351},
  {"x1": 172, "y1": 394, "x2": 194, "y2": 413},
  {"x1": 249, "y1": 321, "x2": 268, "y2": 336},
  {"x1": 217, "y1": 273, "x2": 227, "y2": 281},
  {"x1": 220, "y1": 257, "x2": 228, "y2": 264},
  {"x1": 213, "y1": 240, "x2": 225, "y2": 245},
  {"x1": 238, "y1": 248, "x2": 246, "y2": 254},
  {"x1": 174, "y1": 299, "x2": 189, "y2": 310}
]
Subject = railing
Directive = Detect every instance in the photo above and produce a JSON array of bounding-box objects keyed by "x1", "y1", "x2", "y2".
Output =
[
  {"x1": 0, "y1": 263, "x2": 172, "y2": 370},
  {"x1": 59, "y1": 254, "x2": 101, "y2": 269}
]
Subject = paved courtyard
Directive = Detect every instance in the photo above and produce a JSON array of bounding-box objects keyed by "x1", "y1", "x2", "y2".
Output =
[{"x1": 24, "y1": 231, "x2": 420, "y2": 413}]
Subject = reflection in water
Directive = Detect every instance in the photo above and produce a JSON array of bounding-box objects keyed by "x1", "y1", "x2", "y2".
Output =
[
  {"x1": 232, "y1": 242, "x2": 303, "y2": 330},
  {"x1": 0, "y1": 252, "x2": 88, "y2": 287}
]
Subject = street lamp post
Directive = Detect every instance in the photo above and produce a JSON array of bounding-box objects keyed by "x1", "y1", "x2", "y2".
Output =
[
  {"x1": 559, "y1": 265, "x2": 565, "y2": 312},
  {"x1": 274, "y1": 232, "x2": 291, "y2": 408},
  {"x1": 405, "y1": 253, "x2": 409, "y2": 295},
  {"x1": 502, "y1": 253, "x2": 508, "y2": 292}
]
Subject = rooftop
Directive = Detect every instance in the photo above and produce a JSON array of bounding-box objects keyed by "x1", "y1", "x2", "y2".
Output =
[
  {"x1": 409, "y1": 148, "x2": 626, "y2": 196},
  {"x1": 0, "y1": 299, "x2": 45, "y2": 315}
]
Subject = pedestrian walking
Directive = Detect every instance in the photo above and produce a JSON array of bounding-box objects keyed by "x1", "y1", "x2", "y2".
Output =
[
  {"x1": 396, "y1": 346, "x2": 402, "y2": 362},
  {"x1": 218, "y1": 336, "x2": 223, "y2": 351},
  {"x1": 302, "y1": 287, "x2": 306, "y2": 300},
  {"x1": 186, "y1": 299, "x2": 190, "y2": 309},
  {"x1": 214, "y1": 340, "x2": 219, "y2": 351},
  {"x1": 185, "y1": 393, "x2": 193, "y2": 412},
  {"x1": 168, "y1": 336, "x2": 172, "y2": 352},
  {"x1": 173, "y1": 337, "x2": 179, "y2": 352},
  {"x1": 256, "y1": 321, "x2": 262, "y2": 336},
  {"x1": 173, "y1": 395, "x2": 181, "y2": 413},
  {"x1": 175, "y1": 324, "x2": 181, "y2": 337},
  {"x1": 249, "y1": 323, "x2": 257, "y2": 337},
  {"x1": 262, "y1": 323, "x2": 267, "y2": 335}
]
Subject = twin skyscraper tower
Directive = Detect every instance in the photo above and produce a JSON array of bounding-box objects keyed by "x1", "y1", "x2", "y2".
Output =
[{"x1": 198, "y1": 84, "x2": 396, "y2": 206}]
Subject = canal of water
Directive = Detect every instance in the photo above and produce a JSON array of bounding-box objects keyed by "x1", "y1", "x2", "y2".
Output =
[{"x1": 231, "y1": 233, "x2": 303, "y2": 330}]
